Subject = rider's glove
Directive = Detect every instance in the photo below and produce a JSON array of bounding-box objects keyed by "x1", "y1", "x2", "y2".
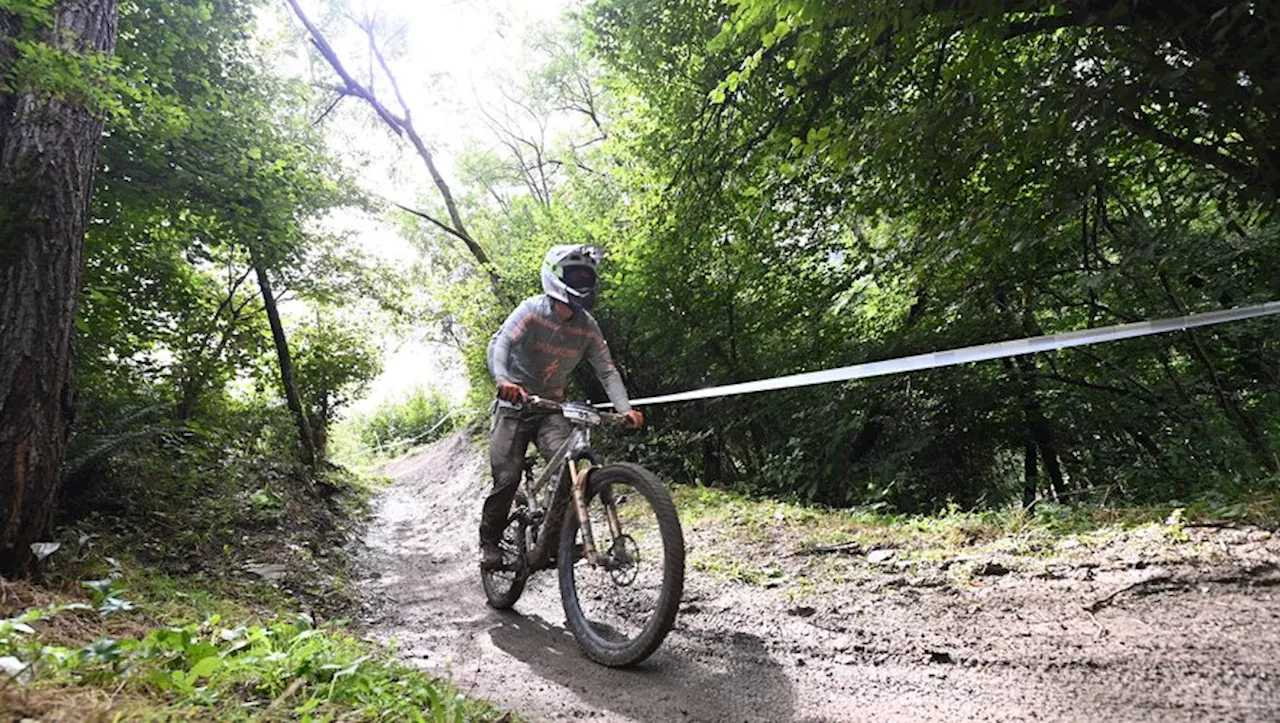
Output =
[
  {"x1": 622, "y1": 410, "x2": 644, "y2": 430},
  {"x1": 496, "y1": 380, "x2": 528, "y2": 404}
]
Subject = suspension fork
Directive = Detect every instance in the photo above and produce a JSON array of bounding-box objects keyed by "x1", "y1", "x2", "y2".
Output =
[
  {"x1": 568, "y1": 458, "x2": 599, "y2": 565},
  {"x1": 568, "y1": 459, "x2": 625, "y2": 566},
  {"x1": 601, "y1": 486, "x2": 624, "y2": 540}
]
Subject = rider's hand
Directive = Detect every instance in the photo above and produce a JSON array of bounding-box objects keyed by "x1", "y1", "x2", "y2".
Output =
[
  {"x1": 496, "y1": 380, "x2": 528, "y2": 404},
  {"x1": 622, "y1": 410, "x2": 644, "y2": 430}
]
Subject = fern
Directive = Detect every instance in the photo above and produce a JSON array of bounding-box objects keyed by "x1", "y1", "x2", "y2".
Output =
[{"x1": 64, "y1": 402, "x2": 175, "y2": 478}]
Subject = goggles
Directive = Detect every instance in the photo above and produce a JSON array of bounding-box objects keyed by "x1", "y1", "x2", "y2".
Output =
[{"x1": 563, "y1": 265, "x2": 597, "y2": 290}]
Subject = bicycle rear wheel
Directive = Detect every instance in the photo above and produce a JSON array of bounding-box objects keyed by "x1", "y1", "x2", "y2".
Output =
[
  {"x1": 482, "y1": 493, "x2": 529, "y2": 609},
  {"x1": 558, "y1": 463, "x2": 684, "y2": 667}
]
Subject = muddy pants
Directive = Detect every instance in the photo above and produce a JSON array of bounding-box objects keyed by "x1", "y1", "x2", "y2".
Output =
[{"x1": 479, "y1": 408, "x2": 573, "y2": 547}]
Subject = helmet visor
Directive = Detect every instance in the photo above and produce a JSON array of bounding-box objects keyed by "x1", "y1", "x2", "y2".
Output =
[{"x1": 562, "y1": 265, "x2": 596, "y2": 292}]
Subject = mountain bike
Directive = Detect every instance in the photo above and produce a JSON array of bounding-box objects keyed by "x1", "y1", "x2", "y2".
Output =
[{"x1": 480, "y1": 397, "x2": 685, "y2": 667}]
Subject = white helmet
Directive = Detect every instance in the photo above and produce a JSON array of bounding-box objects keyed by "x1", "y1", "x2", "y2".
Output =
[{"x1": 541, "y1": 244, "x2": 603, "y2": 310}]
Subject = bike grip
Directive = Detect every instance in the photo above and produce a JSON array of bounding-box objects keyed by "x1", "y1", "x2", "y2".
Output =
[{"x1": 599, "y1": 411, "x2": 628, "y2": 426}]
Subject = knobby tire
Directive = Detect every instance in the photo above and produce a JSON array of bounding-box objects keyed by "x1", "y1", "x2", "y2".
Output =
[
  {"x1": 557, "y1": 463, "x2": 685, "y2": 667},
  {"x1": 482, "y1": 493, "x2": 528, "y2": 609}
]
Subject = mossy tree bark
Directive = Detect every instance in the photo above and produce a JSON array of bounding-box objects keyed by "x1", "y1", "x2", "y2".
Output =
[{"x1": 0, "y1": 0, "x2": 119, "y2": 577}]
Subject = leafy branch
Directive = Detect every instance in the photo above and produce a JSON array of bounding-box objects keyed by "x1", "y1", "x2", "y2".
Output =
[{"x1": 283, "y1": 0, "x2": 512, "y2": 305}]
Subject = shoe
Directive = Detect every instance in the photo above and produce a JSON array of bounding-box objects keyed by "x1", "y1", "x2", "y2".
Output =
[{"x1": 480, "y1": 542, "x2": 503, "y2": 571}]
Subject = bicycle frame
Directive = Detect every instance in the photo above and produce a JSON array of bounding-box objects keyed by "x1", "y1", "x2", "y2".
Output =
[
  {"x1": 517, "y1": 400, "x2": 621, "y2": 571},
  {"x1": 484, "y1": 396, "x2": 683, "y2": 667}
]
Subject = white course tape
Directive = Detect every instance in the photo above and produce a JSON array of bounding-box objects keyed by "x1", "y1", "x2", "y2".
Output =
[{"x1": 603, "y1": 301, "x2": 1280, "y2": 408}]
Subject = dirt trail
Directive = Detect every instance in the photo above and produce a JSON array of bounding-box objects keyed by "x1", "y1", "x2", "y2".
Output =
[{"x1": 354, "y1": 432, "x2": 1280, "y2": 722}]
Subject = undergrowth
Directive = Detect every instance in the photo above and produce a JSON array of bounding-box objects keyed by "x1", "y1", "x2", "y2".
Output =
[
  {"x1": 331, "y1": 387, "x2": 460, "y2": 470},
  {"x1": 3, "y1": 428, "x2": 509, "y2": 722},
  {"x1": 1, "y1": 550, "x2": 508, "y2": 722},
  {"x1": 676, "y1": 482, "x2": 1280, "y2": 580},
  {"x1": 1, "y1": 575, "x2": 502, "y2": 721}
]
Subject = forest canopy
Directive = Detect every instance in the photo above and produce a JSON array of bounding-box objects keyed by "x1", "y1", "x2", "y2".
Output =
[{"x1": 435, "y1": 0, "x2": 1280, "y2": 510}]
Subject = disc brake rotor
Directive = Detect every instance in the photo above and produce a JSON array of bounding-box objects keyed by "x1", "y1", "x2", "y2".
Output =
[{"x1": 606, "y1": 534, "x2": 640, "y2": 586}]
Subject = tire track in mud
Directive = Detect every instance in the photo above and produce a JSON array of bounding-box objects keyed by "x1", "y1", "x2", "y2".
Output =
[{"x1": 354, "y1": 432, "x2": 1280, "y2": 722}]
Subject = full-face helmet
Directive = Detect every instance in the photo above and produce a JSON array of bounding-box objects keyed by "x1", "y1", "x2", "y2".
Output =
[{"x1": 541, "y1": 244, "x2": 603, "y2": 310}]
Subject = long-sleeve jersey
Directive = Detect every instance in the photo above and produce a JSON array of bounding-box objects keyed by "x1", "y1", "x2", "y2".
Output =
[{"x1": 487, "y1": 295, "x2": 633, "y2": 412}]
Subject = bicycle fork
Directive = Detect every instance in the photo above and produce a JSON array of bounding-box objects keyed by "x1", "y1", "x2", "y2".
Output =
[{"x1": 568, "y1": 459, "x2": 624, "y2": 568}]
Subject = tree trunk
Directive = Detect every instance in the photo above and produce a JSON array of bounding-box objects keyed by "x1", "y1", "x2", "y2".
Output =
[
  {"x1": 1027, "y1": 409, "x2": 1067, "y2": 501},
  {"x1": 997, "y1": 286, "x2": 1069, "y2": 506},
  {"x1": 848, "y1": 399, "x2": 886, "y2": 462},
  {"x1": 1022, "y1": 439, "x2": 1038, "y2": 509},
  {"x1": 310, "y1": 398, "x2": 329, "y2": 462},
  {"x1": 250, "y1": 252, "x2": 317, "y2": 467},
  {"x1": 702, "y1": 434, "x2": 722, "y2": 484},
  {"x1": 1008, "y1": 354, "x2": 1068, "y2": 502},
  {"x1": 0, "y1": 0, "x2": 118, "y2": 577}
]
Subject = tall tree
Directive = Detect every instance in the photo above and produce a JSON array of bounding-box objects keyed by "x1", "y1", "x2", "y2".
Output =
[
  {"x1": 0, "y1": 0, "x2": 119, "y2": 576},
  {"x1": 73, "y1": 0, "x2": 365, "y2": 472},
  {"x1": 252, "y1": 248, "x2": 317, "y2": 466}
]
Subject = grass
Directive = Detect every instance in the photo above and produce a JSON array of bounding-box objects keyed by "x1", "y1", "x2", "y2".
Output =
[
  {"x1": 688, "y1": 551, "x2": 783, "y2": 586},
  {"x1": 0, "y1": 563, "x2": 510, "y2": 722},
  {"x1": 326, "y1": 421, "x2": 402, "y2": 473},
  {"x1": 673, "y1": 483, "x2": 1280, "y2": 585},
  {"x1": 1, "y1": 452, "x2": 511, "y2": 723}
]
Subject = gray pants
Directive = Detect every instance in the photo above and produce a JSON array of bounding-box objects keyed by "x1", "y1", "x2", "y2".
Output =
[{"x1": 479, "y1": 408, "x2": 573, "y2": 547}]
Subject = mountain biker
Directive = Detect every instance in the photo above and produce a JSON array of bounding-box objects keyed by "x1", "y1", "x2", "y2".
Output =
[{"x1": 480, "y1": 244, "x2": 643, "y2": 570}]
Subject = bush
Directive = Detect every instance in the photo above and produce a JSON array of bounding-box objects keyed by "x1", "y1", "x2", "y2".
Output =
[{"x1": 350, "y1": 387, "x2": 456, "y2": 456}]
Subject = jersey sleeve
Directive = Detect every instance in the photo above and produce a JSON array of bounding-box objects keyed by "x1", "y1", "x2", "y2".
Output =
[
  {"x1": 488, "y1": 300, "x2": 535, "y2": 383},
  {"x1": 582, "y1": 315, "x2": 633, "y2": 412}
]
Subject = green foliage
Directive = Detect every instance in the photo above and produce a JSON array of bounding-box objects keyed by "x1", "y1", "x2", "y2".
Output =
[
  {"x1": 0, "y1": 600, "x2": 501, "y2": 721},
  {"x1": 58, "y1": 392, "x2": 367, "y2": 577},
  {"x1": 68, "y1": 0, "x2": 394, "y2": 496},
  {"x1": 293, "y1": 315, "x2": 383, "y2": 433},
  {"x1": 63, "y1": 401, "x2": 175, "y2": 482},
  {"x1": 672, "y1": 481, "x2": 1280, "y2": 573},
  {"x1": 0, "y1": 0, "x2": 188, "y2": 131},
  {"x1": 345, "y1": 387, "x2": 457, "y2": 456},
  {"x1": 538, "y1": 0, "x2": 1280, "y2": 510},
  {"x1": 80, "y1": 577, "x2": 135, "y2": 615},
  {"x1": 0, "y1": 0, "x2": 55, "y2": 22},
  {"x1": 414, "y1": 0, "x2": 1280, "y2": 514}
]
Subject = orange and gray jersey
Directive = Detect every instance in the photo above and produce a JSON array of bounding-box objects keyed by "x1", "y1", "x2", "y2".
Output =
[{"x1": 487, "y1": 295, "x2": 633, "y2": 412}]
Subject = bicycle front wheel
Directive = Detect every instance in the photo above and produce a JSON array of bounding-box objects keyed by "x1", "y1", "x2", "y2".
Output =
[{"x1": 558, "y1": 463, "x2": 684, "y2": 667}]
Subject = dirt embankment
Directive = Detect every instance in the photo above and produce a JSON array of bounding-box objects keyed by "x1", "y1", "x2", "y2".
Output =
[{"x1": 353, "y1": 432, "x2": 1280, "y2": 722}]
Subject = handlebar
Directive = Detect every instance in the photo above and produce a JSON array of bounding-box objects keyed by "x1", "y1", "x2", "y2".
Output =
[
  {"x1": 518, "y1": 395, "x2": 633, "y2": 428},
  {"x1": 522, "y1": 395, "x2": 560, "y2": 411}
]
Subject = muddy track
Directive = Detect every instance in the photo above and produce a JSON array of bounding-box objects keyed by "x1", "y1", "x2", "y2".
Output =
[{"x1": 354, "y1": 432, "x2": 1280, "y2": 722}]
